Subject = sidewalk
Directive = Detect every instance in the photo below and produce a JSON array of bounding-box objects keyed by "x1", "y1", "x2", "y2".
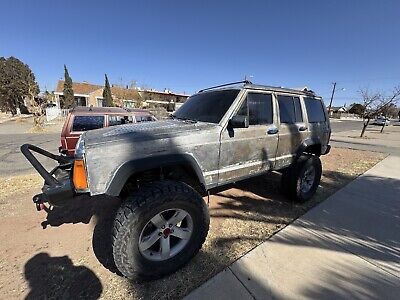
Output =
[{"x1": 185, "y1": 156, "x2": 400, "y2": 299}]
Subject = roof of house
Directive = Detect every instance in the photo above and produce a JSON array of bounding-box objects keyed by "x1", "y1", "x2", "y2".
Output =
[
  {"x1": 139, "y1": 89, "x2": 188, "y2": 98},
  {"x1": 55, "y1": 80, "x2": 103, "y2": 95},
  {"x1": 111, "y1": 86, "x2": 141, "y2": 100}
]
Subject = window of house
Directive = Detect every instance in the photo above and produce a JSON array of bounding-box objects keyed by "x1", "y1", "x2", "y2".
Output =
[
  {"x1": 237, "y1": 93, "x2": 273, "y2": 125},
  {"x1": 72, "y1": 116, "x2": 104, "y2": 131},
  {"x1": 304, "y1": 97, "x2": 326, "y2": 123},
  {"x1": 278, "y1": 95, "x2": 303, "y2": 124},
  {"x1": 75, "y1": 97, "x2": 87, "y2": 107},
  {"x1": 97, "y1": 98, "x2": 105, "y2": 107}
]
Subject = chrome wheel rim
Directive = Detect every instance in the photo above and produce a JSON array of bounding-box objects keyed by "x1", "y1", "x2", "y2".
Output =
[
  {"x1": 138, "y1": 208, "x2": 193, "y2": 261},
  {"x1": 300, "y1": 165, "x2": 316, "y2": 193}
]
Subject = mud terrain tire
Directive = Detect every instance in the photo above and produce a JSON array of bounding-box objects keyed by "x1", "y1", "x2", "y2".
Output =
[
  {"x1": 112, "y1": 180, "x2": 209, "y2": 280},
  {"x1": 281, "y1": 155, "x2": 322, "y2": 202}
]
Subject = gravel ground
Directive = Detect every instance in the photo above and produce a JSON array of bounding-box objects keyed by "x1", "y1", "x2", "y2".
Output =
[{"x1": 0, "y1": 148, "x2": 386, "y2": 299}]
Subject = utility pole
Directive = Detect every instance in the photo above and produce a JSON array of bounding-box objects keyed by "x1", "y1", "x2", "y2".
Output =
[{"x1": 328, "y1": 82, "x2": 337, "y2": 117}]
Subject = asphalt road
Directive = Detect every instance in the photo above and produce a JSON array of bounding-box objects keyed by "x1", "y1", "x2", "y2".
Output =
[
  {"x1": 0, "y1": 118, "x2": 381, "y2": 178},
  {"x1": 0, "y1": 119, "x2": 60, "y2": 177},
  {"x1": 330, "y1": 119, "x2": 363, "y2": 133}
]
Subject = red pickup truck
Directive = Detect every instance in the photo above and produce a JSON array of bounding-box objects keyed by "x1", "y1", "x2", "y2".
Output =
[{"x1": 60, "y1": 106, "x2": 156, "y2": 156}]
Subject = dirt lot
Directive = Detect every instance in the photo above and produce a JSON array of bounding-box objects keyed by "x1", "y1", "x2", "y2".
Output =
[{"x1": 0, "y1": 148, "x2": 386, "y2": 299}]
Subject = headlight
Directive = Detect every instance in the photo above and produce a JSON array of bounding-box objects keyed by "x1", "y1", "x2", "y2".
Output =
[{"x1": 75, "y1": 134, "x2": 85, "y2": 158}]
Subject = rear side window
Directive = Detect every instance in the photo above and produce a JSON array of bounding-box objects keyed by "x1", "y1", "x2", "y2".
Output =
[
  {"x1": 136, "y1": 115, "x2": 155, "y2": 122},
  {"x1": 72, "y1": 116, "x2": 104, "y2": 131},
  {"x1": 109, "y1": 115, "x2": 136, "y2": 126},
  {"x1": 304, "y1": 97, "x2": 326, "y2": 123},
  {"x1": 278, "y1": 95, "x2": 303, "y2": 123}
]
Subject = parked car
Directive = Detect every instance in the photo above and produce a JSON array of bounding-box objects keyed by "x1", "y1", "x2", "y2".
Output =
[
  {"x1": 60, "y1": 107, "x2": 156, "y2": 156},
  {"x1": 372, "y1": 116, "x2": 390, "y2": 126},
  {"x1": 21, "y1": 81, "x2": 331, "y2": 280}
]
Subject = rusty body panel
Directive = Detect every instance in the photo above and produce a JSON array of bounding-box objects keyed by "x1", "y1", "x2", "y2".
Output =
[{"x1": 77, "y1": 83, "x2": 331, "y2": 197}]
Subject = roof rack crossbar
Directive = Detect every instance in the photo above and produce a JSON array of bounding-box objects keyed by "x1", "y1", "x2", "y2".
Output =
[{"x1": 198, "y1": 80, "x2": 252, "y2": 93}]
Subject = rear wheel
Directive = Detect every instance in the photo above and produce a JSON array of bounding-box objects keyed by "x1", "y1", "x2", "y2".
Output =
[
  {"x1": 281, "y1": 155, "x2": 322, "y2": 202},
  {"x1": 112, "y1": 180, "x2": 209, "y2": 280}
]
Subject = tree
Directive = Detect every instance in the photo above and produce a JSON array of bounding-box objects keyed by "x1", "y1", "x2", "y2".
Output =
[
  {"x1": 103, "y1": 74, "x2": 114, "y2": 107},
  {"x1": 0, "y1": 56, "x2": 39, "y2": 115},
  {"x1": 348, "y1": 103, "x2": 365, "y2": 116},
  {"x1": 63, "y1": 65, "x2": 75, "y2": 108},
  {"x1": 359, "y1": 86, "x2": 400, "y2": 137}
]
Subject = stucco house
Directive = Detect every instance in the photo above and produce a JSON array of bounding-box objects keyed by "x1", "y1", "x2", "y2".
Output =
[
  {"x1": 53, "y1": 80, "x2": 188, "y2": 109},
  {"x1": 53, "y1": 80, "x2": 142, "y2": 108}
]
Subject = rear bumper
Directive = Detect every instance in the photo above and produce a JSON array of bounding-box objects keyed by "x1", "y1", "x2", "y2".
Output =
[{"x1": 20, "y1": 144, "x2": 76, "y2": 209}]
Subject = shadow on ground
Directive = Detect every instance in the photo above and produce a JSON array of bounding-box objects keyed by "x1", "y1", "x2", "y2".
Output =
[
  {"x1": 24, "y1": 252, "x2": 102, "y2": 300},
  {"x1": 23, "y1": 167, "x2": 388, "y2": 299}
]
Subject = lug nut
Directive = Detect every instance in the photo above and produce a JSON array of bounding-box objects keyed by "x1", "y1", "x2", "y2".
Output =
[
  {"x1": 169, "y1": 224, "x2": 172, "y2": 228},
  {"x1": 158, "y1": 232, "x2": 162, "y2": 236},
  {"x1": 161, "y1": 225, "x2": 165, "y2": 229}
]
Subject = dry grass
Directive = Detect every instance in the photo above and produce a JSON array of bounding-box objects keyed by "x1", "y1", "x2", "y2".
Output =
[{"x1": 0, "y1": 174, "x2": 42, "y2": 216}]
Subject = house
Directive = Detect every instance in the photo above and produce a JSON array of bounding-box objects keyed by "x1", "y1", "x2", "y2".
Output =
[
  {"x1": 53, "y1": 80, "x2": 188, "y2": 109},
  {"x1": 54, "y1": 81, "x2": 103, "y2": 108},
  {"x1": 139, "y1": 88, "x2": 188, "y2": 104},
  {"x1": 328, "y1": 106, "x2": 348, "y2": 114}
]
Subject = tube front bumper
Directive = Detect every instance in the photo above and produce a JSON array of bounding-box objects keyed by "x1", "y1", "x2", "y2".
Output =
[{"x1": 20, "y1": 144, "x2": 76, "y2": 209}]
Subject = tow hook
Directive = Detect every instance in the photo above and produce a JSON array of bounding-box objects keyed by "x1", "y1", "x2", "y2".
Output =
[{"x1": 33, "y1": 194, "x2": 47, "y2": 211}]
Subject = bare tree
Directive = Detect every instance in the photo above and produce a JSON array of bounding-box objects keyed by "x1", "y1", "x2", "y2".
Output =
[{"x1": 359, "y1": 86, "x2": 400, "y2": 137}]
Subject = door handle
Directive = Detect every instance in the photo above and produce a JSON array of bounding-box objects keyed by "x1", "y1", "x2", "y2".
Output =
[
  {"x1": 267, "y1": 127, "x2": 279, "y2": 135},
  {"x1": 298, "y1": 125, "x2": 307, "y2": 131}
]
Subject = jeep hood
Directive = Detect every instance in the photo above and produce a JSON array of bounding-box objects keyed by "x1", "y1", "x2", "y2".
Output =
[{"x1": 83, "y1": 119, "x2": 218, "y2": 147}]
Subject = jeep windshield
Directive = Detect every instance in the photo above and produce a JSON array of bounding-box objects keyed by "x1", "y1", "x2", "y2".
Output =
[{"x1": 172, "y1": 89, "x2": 240, "y2": 124}]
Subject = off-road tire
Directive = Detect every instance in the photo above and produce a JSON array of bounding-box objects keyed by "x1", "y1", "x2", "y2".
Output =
[
  {"x1": 281, "y1": 154, "x2": 322, "y2": 202},
  {"x1": 112, "y1": 180, "x2": 209, "y2": 280}
]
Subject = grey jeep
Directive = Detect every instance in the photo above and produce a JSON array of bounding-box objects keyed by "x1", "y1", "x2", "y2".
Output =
[{"x1": 21, "y1": 81, "x2": 331, "y2": 280}]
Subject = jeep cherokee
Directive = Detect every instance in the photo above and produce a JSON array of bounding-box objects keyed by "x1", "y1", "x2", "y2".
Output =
[{"x1": 21, "y1": 81, "x2": 331, "y2": 280}]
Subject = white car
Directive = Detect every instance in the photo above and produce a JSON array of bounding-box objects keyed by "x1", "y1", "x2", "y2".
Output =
[{"x1": 372, "y1": 116, "x2": 390, "y2": 126}]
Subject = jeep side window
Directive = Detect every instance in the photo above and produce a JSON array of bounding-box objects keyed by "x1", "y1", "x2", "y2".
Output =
[
  {"x1": 72, "y1": 116, "x2": 104, "y2": 132},
  {"x1": 304, "y1": 97, "x2": 326, "y2": 123},
  {"x1": 109, "y1": 116, "x2": 123, "y2": 126},
  {"x1": 278, "y1": 95, "x2": 303, "y2": 124},
  {"x1": 237, "y1": 93, "x2": 273, "y2": 125}
]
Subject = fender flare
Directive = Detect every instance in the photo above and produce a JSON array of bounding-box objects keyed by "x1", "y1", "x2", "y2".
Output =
[
  {"x1": 105, "y1": 154, "x2": 206, "y2": 196},
  {"x1": 295, "y1": 138, "x2": 322, "y2": 160}
]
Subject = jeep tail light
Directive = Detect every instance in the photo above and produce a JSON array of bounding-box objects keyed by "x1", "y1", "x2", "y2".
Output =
[{"x1": 73, "y1": 159, "x2": 88, "y2": 190}]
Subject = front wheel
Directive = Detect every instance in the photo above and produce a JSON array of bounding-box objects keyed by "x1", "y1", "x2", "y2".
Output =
[
  {"x1": 281, "y1": 155, "x2": 322, "y2": 202},
  {"x1": 112, "y1": 180, "x2": 209, "y2": 280}
]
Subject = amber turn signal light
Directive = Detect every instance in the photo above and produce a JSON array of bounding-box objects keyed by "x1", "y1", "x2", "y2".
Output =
[{"x1": 73, "y1": 159, "x2": 88, "y2": 190}]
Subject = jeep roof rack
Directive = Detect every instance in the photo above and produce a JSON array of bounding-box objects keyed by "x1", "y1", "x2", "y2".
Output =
[{"x1": 198, "y1": 80, "x2": 252, "y2": 93}]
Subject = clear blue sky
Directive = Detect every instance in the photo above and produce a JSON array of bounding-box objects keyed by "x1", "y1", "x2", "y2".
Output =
[{"x1": 1, "y1": 0, "x2": 400, "y2": 106}]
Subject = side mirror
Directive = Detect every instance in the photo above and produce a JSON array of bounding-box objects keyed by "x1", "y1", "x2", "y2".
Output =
[{"x1": 230, "y1": 115, "x2": 249, "y2": 128}]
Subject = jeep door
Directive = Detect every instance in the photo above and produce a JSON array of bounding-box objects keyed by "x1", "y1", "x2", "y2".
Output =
[
  {"x1": 274, "y1": 94, "x2": 308, "y2": 169},
  {"x1": 218, "y1": 91, "x2": 279, "y2": 184}
]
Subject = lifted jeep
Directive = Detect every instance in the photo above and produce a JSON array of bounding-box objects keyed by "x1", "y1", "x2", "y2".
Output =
[{"x1": 22, "y1": 81, "x2": 331, "y2": 280}]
